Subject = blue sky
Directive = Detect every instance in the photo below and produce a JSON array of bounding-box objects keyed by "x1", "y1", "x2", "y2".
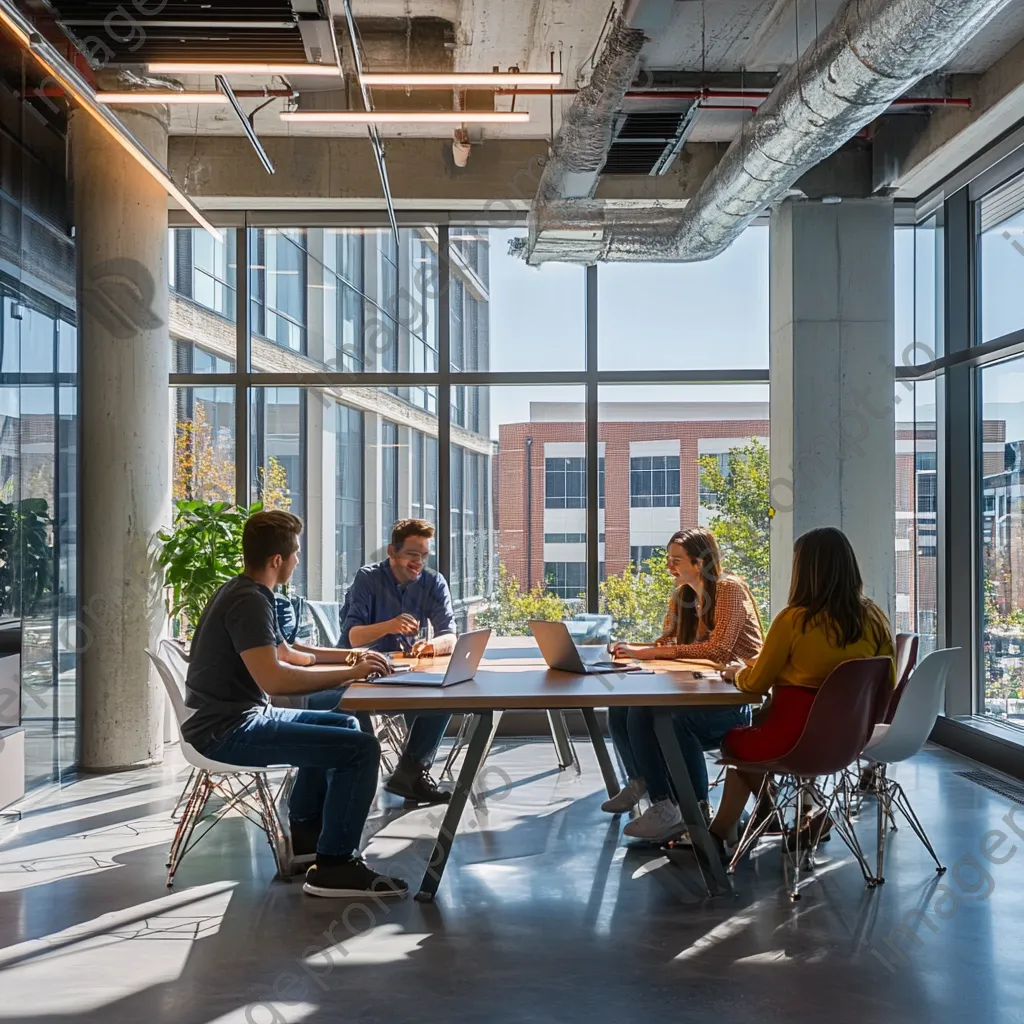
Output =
[{"x1": 485, "y1": 226, "x2": 771, "y2": 433}]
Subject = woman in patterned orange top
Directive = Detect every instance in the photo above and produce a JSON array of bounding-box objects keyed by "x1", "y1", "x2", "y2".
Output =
[{"x1": 604, "y1": 528, "x2": 764, "y2": 843}]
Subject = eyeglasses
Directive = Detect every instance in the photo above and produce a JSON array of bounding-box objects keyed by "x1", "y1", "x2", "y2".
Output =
[{"x1": 396, "y1": 549, "x2": 428, "y2": 563}]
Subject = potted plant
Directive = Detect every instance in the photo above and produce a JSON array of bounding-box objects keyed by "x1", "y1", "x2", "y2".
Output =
[{"x1": 157, "y1": 499, "x2": 262, "y2": 643}]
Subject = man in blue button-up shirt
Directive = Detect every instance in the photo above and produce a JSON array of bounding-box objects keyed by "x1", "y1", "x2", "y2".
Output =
[{"x1": 340, "y1": 518, "x2": 456, "y2": 805}]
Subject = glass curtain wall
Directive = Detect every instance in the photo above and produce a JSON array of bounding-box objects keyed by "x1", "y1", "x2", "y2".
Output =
[
  {"x1": 894, "y1": 223, "x2": 940, "y2": 656},
  {"x1": 973, "y1": 165, "x2": 1024, "y2": 724},
  {"x1": 0, "y1": 55, "x2": 79, "y2": 797},
  {"x1": 168, "y1": 220, "x2": 769, "y2": 645}
]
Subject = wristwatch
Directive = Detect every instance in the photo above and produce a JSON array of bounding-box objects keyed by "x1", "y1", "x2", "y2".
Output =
[{"x1": 345, "y1": 650, "x2": 359, "y2": 666}]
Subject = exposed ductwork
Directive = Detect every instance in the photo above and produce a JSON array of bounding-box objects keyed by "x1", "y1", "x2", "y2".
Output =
[
  {"x1": 526, "y1": 16, "x2": 645, "y2": 254},
  {"x1": 527, "y1": 0, "x2": 1018, "y2": 264}
]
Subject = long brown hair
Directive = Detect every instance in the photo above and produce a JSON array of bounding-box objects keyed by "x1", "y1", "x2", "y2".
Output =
[
  {"x1": 788, "y1": 527, "x2": 888, "y2": 647},
  {"x1": 669, "y1": 528, "x2": 725, "y2": 644}
]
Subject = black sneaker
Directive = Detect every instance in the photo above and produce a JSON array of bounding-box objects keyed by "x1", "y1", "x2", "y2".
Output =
[
  {"x1": 303, "y1": 858, "x2": 409, "y2": 899},
  {"x1": 384, "y1": 758, "x2": 451, "y2": 805},
  {"x1": 288, "y1": 818, "x2": 320, "y2": 872}
]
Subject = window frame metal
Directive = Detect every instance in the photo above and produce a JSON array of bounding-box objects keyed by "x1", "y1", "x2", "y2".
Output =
[{"x1": 169, "y1": 214, "x2": 770, "y2": 617}]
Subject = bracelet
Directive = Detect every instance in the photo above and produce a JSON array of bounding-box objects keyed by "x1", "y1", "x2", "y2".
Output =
[{"x1": 346, "y1": 650, "x2": 359, "y2": 666}]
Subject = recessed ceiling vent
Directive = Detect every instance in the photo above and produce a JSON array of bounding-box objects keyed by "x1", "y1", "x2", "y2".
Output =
[{"x1": 600, "y1": 107, "x2": 698, "y2": 175}]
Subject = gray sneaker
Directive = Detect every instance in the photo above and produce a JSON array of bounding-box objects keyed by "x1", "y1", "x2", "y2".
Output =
[
  {"x1": 659, "y1": 800, "x2": 713, "y2": 847},
  {"x1": 623, "y1": 799, "x2": 684, "y2": 841},
  {"x1": 601, "y1": 779, "x2": 646, "y2": 814}
]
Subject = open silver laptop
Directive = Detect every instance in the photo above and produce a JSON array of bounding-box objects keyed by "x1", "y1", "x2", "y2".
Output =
[
  {"x1": 371, "y1": 629, "x2": 492, "y2": 687},
  {"x1": 530, "y1": 620, "x2": 641, "y2": 675}
]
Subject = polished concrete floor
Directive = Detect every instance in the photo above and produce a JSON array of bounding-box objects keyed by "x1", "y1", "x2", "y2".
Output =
[{"x1": 1, "y1": 737, "x2": 1023, "y2": 1023}]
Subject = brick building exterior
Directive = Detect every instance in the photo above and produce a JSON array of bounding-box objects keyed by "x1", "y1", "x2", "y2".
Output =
[{"x1": 496, "y1": 402, "x2": 770, "y2": 592}]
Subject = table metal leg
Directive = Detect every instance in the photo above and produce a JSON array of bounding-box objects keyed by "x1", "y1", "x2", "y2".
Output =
[
  {"x1": 652, "y1": 709, "x2": 732, "y2": 898},
  {"x1": 547, "y1": 710, "x2": 578, "y2": 771},
  {"x1": 581, "y1": 708, "x2": 620, "y2": 799},
  {"x1": 415, "y1": 710, "x2": 495, "y2": 903}
]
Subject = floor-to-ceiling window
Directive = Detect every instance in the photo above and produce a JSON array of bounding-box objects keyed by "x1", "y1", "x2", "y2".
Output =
[
  {"x1": 972, "y1": 163, "x2": 1024, "y2": 725},
  {"x1": 167, "y1": 218, "x2": 769, "y2": 646},
  {"x1": 894, "y1": 218, "x2": 941, "y2": 656},
  {"x1": 0, "y1": 62, "x2": 78, "y2": 797}
]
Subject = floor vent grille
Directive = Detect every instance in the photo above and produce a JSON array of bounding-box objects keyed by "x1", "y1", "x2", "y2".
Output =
[{"x1": 955, "y1": 770, "x2": 1024, "y2": 805}]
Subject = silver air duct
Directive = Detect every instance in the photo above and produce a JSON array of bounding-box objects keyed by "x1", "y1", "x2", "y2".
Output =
[
  {"x1": 526, "y1": 17, "x2": 645, "y2": 250},
  {"x1": 528, "y1": 0, "x2": 1017, "y2": 264}
]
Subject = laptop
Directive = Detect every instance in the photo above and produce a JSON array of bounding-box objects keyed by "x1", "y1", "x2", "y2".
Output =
[
  {"x1": 369, "y1": 629, "x2": 492, "y2": 687},
  {"x1": 530, "y1": 620, "x2": 643, "y2": 675}
]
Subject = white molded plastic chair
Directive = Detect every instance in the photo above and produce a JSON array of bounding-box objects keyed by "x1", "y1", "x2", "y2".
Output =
[
  {"x1": 147, "y1": 648, "x2": 294, "y2": 886},
  {"x1": 157, "y1": 639, "x2": 198, "y2": 820},
  {"x1": 862, "y1": 647, "x2": 960, "y2": 883}
]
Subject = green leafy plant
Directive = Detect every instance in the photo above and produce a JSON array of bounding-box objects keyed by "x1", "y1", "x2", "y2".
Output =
[
  {"x1": 477, "y1": 563, "x2": 568, "y2": 637},
  {"x1": 600, "y1": 554, "x2": 676, "y2": 644},
  {"x1": 0, "y1": 498, "x2": 54, "y2": 618},
  {"x1": 699, "y1": 439, "x2": 771, "y2": 626},
  {"x1": 157, "y1": 498, "x2": 263, "y2": 637}
]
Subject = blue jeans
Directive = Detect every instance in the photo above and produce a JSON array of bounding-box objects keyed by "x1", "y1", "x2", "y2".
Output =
[
  {"x1": 403, "y1": 713, "x2": 451, "y2": 766},
  {"x1": 608, "y1": 704, "x2": 752, "y2": 803},
  {"x1": 203, "y1": 698, "x2": 381, "y2": 858},
  {"x1": 304, "y1": 689, "x2": 449, "y2": 769}
]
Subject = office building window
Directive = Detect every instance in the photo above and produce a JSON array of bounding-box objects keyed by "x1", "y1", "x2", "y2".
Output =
[
  {"x1": 544, "y1": 456, "x2": 605, "y2": 509},
  {"x1": 544, "y1": 562, "x2": 587, "y2": 600},
  {"x1": 630, "y1": 455, "x2": 680, "y2": 508},
  {"x1": 170, "y1": 228, "x2": 237, "y2": 320},
  {"x1": 916, "y1": 451, "x2": 937, "y2": 557},
  {"x1": 450, "y1": 446, "x2": 464, "y2": 601},
  {"x1": 381, "y1": 420, "x2": 399, "y2": 539},
  {"x1": 336, "y1": 403, "x2": 364, "y2": 599},
  {"x1": 250, "y1": 229, "x2": 307, "y2": 354},
  {"x1": 630, "y1": 546, "x2": 665, "y2": 573},
  {"x1": 698, "y1": 453, "x2": 731, "y2": 506}
]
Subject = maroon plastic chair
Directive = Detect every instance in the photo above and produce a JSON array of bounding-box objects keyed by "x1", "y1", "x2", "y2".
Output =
[
  {"x1": 719, "y1": 657, "x2": 894, "y2": 900},
  {"x1": 884, "y1": 633, "x2": 920, "y2": 724}
]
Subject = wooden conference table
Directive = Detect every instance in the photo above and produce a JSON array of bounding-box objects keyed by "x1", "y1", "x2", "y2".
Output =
[{"x1": 339, "y1": 636, "x2": 761, "y2": 901}]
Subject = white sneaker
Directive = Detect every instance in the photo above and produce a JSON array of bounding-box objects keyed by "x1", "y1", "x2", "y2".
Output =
[
  {"x1": 663, "y1": 801, "x2": 713, "y2": 847},
  {"x1": 601, "y1": 779, "x2": 646, "y2": 814},
  {"x1": 623, "y1": 799, "x2": 684, "y2": 841}
]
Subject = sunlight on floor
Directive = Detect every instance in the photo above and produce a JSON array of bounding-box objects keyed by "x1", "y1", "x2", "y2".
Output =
[
  {"x1": 0, "y1": 883, "x2": 236, "y2": 1016},
  {"x1": 311, "y1": 922, "x2": 431, "y2": 968}
]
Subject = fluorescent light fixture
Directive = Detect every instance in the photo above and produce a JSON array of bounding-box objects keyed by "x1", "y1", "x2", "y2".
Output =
[
  {"x1": 149, "y1": 61, "x2": 340, "y2": 77},
  {"x1": 0, "y1": 4, "x2": 221, "y2": 240},
  {"x1": 360, "y1": 72, "x2": 562, "y2": 88},
  {"x1": 97, "y1": 91, "x2": 230, "y2": 105},
  {"x1": 281, "y1": 110, "x2": 530, "y2": 124}
]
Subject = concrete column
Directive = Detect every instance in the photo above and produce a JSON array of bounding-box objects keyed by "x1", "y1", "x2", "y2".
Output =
[
  {"x1": 769, "y1": 198, "x2": 896, "y2": 621},
  {"x1": 73, "y1": 103, "x2": 170, "y2": 770}
]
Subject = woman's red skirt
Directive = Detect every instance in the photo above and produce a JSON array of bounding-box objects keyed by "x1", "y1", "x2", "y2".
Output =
[{"x1": 722, "y1": 685, "x2": 818, "y2": 764}]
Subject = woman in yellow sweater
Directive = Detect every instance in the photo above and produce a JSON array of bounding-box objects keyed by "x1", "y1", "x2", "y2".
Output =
[{"x1": 707, "y1": 526, "x2": 895, "y2": 850}]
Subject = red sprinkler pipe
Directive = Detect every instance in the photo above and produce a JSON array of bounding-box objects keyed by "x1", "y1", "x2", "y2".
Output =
[{"x1": 497, "y1": 87, "x2": 971, "y2": 109}]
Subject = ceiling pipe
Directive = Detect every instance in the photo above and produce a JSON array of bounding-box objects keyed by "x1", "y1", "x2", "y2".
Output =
[
  {"x1": 500, "y1": 87, "x2": 971, "y2": 107},
  {"x1": 668, "y1": 0, "x2": 1015, "y2": 262},
  {"x1": 29, "y1": 88, "x2": 298, "y2": 98},
  {"x1": 532, "y1": 15, "x2": 645, "y2": 207},
  {"x1": 527, "y1": 0, "x2": 1010, "y2": 264}
]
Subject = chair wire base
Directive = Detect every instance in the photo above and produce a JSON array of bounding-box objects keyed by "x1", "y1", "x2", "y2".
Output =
[
  {"x1": 166, "y1": 768, "x2": 292, "y2": 887},
  {"x1": 729, "y1": 771, "x2": 878, "y2": 901},
  {"x1": 874, "y1": 764, "x2": 946, "y2": 884}
]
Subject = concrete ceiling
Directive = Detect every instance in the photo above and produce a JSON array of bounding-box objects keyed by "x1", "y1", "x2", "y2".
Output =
[{"x1": 32, "y1": 0, "x2": 1024, "y2": 208}]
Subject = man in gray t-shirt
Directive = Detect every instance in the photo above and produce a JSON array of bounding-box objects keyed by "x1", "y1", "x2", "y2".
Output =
[
  {"x1": 183, "y1": 574, "x2": 282, "y2": 749},
  {"x1": 180, "y1": 510, "x2": 408, "y2": 900}
]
